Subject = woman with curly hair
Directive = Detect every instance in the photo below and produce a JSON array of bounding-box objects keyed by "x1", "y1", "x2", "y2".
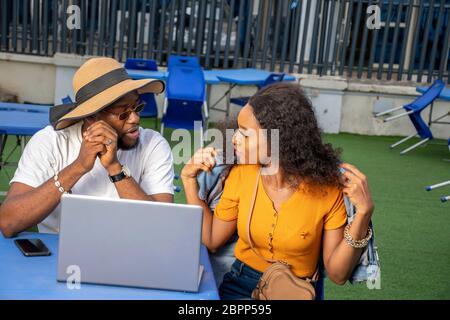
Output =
[{"x1": 181, "y1": 82, "x2": 374, "y2": 300}]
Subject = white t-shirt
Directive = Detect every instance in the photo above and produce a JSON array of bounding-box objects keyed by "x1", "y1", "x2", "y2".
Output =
[{"x1": 10, "y1": 122, "x2": 174, "y2": 234}]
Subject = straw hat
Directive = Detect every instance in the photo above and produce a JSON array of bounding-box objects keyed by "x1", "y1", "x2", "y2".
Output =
[{"x1": 50, "y1": 57, "x2": 164, "y2": 130}]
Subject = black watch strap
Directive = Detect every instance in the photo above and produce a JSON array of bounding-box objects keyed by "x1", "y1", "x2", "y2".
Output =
[{"x1": 109, "y1": 169, "x2": 127, "y2": 183}]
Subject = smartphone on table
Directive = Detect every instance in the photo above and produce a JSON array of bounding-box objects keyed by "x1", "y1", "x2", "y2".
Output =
[{"x1": 14, "y1": 238, "x2": 51, "y2": 257}]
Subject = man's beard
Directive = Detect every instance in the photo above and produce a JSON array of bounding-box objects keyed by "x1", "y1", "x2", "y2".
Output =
[{"x1": 117, "y1": 136, "x2": 139, "y2": 151}]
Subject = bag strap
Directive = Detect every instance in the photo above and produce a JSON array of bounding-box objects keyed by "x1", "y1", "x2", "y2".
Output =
[
  {"x1": 246, "y1": 167, "x2": 319, "y2": 282},
  {"x1": 246, "y1": 168, "x2": 277, "y2": 264}
]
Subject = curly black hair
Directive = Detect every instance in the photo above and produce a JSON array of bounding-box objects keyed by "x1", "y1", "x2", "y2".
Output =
[{"x1": 248, "y1": 82, "x2": 342, "y2": 188}]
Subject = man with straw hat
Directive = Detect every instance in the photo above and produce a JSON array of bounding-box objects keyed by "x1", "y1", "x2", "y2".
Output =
[{"x1": 0, "y1": 57, "x2": 174, "y2": 237}]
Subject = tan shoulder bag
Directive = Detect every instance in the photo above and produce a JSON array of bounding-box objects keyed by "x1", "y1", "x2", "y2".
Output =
[{"x1": 248, "y1": 169, "x2": 319, "y2": 300}]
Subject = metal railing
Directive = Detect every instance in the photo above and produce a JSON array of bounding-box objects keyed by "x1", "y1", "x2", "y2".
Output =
[{"x1": 0, "y1": 0, "x2": 449, "y2": 83}]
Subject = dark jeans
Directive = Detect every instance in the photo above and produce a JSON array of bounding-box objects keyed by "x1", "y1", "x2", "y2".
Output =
[
  {"x1": 219, "y1": 259, "x2": 262, "y2": 300},
  {"x1": 219, "y1": 259, "x2": 324, "y2": 300}
]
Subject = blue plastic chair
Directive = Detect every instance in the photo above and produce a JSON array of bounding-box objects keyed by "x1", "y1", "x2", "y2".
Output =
[
  {"x1": 124, "y1": 58, "x2": 159, "y2": 129},
  {"x1": 61, "y1": 95, "x2": 73, "y2": 104},
  {"x1": 173, "y1": 174, "x2": 182, "y2": 193},
  {"x1": 161, "y1": 55, "x2": 208, "y2": 143},
  {"x1": 230, "y1": 73, "x2": 286, "y2": 107},
  {"x1": 375, "y1": 79, "x2": 445, "y2": 154}
]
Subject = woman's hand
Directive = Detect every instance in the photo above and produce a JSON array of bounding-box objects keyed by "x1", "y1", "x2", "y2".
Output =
[
  {"x1": 181, "y1": 147, "x2": 218, "y2": 180},
  {"x1": 340, "y1": 163, "x2": 374, "y2": 216}
]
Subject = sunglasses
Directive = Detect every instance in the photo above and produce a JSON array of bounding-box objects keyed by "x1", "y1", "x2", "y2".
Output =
[{"x1": 103, "y1": 101, "x2": 146, "y2": 121}]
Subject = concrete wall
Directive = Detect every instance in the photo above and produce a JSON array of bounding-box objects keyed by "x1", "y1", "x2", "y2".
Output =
[
  {"x1": 0, "y1": 53, "x2": 56, "y2": 104},
  {"x1": 1, "y1": 52, "x2": 449, "y2": 139}
]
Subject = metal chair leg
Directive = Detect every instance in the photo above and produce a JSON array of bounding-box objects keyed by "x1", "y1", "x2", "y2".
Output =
[
  {"x1": 390, "y1": 134, "x2": 416, "y2": 149},
  {"x1": 225, "y1": 84, "x2": 232, "y2": 121},
  {"x1": 430, "y1": 111, "x2": 450, "y2": 125},
  {"x1": 162, "y1": 98, "x2": 168, "y2": 115},
  {"x1": 428, "y1": 102, "x2": 434, "y2": 126},
  {"x1": 384, "y1": 110, "x2": 415, "y2": 122},
  {"x1": 20, "y1": 136, "x2": 26, "y2": 153},
  {"x1": 160, "y1": 98, "x2": 168, "y2": 136},
  {"x1": 0, "y1": 134, "x2": 7, "y2": 171},
  {"x1": 400, "y1": 138, "x2": 430, "y2": 155},
  {"x1": 425, "y1": 180, "x2": 450, "y2": 191},
  {"x1": 425, "y1": 180, "x2": 450, "y2": 203},
  {"x1": 203, "y1": 102, "x2": 209, "y2": 120},
  {"x1": 374, "y1": 105, "x2": 405, "y2": 117},
  {"x1": 203, "y1": 101, "x2": 210, "y2": 130},
  {"x1": 200, "y1": 125, "x2": 204, "y2": 148}
]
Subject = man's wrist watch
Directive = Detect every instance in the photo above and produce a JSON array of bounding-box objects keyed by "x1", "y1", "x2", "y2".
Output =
[{"x1": 109, "y1": 165, "x2": 131, "y2": 183}]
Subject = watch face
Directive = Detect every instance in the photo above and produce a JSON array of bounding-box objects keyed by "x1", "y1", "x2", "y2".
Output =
[{"x1": 122, "y1": 165, "x2": 131, "y2": 177}]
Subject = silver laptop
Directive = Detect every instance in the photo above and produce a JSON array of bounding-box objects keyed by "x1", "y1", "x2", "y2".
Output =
[{"x1": 57, "y1": 194, "x2": 204, "y2": 292}]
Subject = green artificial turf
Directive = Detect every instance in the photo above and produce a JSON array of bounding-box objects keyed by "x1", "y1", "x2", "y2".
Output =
[{"x1": 1, "y1": 118, "x2": 449, "y2": 299}]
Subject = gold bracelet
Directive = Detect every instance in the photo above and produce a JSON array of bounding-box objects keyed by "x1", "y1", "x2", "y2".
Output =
[{"x1": 343, "y1": 223, "x2": 372, "y2": 249}]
